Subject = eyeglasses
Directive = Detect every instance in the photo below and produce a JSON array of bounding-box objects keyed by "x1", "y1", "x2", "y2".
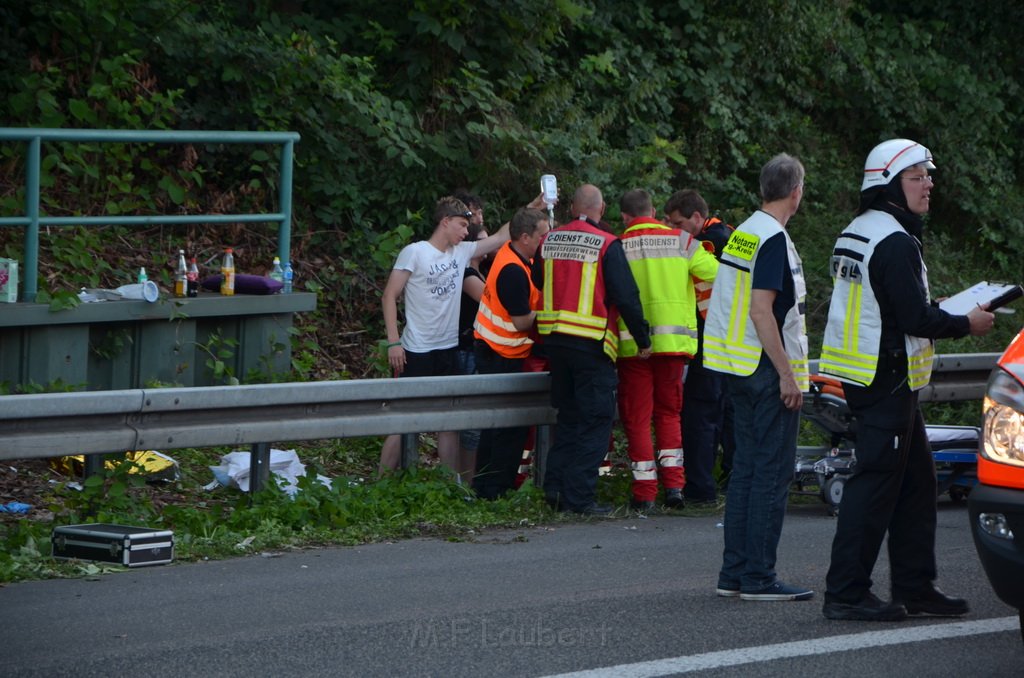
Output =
[
  {"x1": 445, "y1": 210, "x2": 473, "y2": 220},
  {"x1": 902, "y1": 175, "x2": 934, "y2": 185}
]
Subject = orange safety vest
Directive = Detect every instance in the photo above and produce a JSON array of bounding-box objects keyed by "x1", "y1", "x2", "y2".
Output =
[
  {"x1": 473, "y1": 242, "x2": 540, "y2": 358},
  {"x1": 693, "y1": 217, "x2": 731, "y2": 320},
  {"x1": 536, "y1": 219, "x2": 619, "y2": 359}
]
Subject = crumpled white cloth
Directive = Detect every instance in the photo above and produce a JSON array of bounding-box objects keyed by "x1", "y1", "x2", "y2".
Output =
[{"x1": 207, "y1": 449, "x2": 330, "y2": 496}]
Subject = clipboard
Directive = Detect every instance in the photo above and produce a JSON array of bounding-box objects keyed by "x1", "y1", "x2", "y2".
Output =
[{"x1": 939, "y1": 281, "x2": 1023, "y2": 315}]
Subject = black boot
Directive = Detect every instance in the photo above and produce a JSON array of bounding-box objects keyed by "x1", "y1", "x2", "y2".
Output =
[{"x1": 894, "y1": 586, "x2": 969, "y2": 617}]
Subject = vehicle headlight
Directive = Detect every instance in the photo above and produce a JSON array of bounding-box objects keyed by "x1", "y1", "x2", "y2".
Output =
[{"x1": 982, "y1": 369, "x2": 1024, "y2": 467}]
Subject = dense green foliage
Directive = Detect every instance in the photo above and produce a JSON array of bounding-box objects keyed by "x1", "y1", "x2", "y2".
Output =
[{"x1": 1, "y1": 0, "x2": 1021, "y2": 374}]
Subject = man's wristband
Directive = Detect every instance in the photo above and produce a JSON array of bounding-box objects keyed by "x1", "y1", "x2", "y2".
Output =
[{"x1": 387, "y1": 341, "x2": 402, "y2": 348}]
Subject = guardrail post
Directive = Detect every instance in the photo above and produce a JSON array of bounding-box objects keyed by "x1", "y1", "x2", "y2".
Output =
[
  {"x1": 83, "y1": 452, "x2": 104, "y2": 480},
  {"x1": 399, "y1": 433, "x2": 418, "y2": 469},
  {"x1": 533, "y1": 424, "x2": 551, "y2": 488},
  {"x1": 250, "y1": 442, "x2": 271, "y2": 493}
]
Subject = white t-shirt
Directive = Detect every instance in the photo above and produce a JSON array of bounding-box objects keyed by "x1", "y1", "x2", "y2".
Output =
[{"x1": 394, "y1": 240, "x2": 478, "y2": 352}]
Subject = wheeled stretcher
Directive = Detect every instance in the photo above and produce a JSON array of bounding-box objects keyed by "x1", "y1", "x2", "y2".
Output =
[{"x1": 794, "y1": 375, "x2": 979, "y2": 514}]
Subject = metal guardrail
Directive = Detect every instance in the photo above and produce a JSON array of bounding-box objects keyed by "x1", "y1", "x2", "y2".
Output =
[
  {"x1": 809, "y1": 352, "x2": 998, "y2": 403},
  {"x1": 0, "y1": 354, "x2": 999, "y2": 491},
  {"x1": 0, "y1": 372, "x2": 557, "y2": 490},
  {"x1": 0, "y1": 128, "x2": 300, "y2": 302}
]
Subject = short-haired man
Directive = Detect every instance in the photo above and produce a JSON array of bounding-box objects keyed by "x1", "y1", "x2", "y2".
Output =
[
  {"x1": 616, "y1": 189, "x2": 718, "y2": 511},
  {"x1": 704, "y1": 154, "x2": 813, "y2": 601},
  {"x1": 379, "y1": 196, "x2": 510, "y2": 475},
  {"x1": 532, "y1": 184, "x2": 652, "y2": 515},
  {"x1": 472, "y1": 207, "x2": 550, "y2": 499},
  {"x1": 664, "y1": 189, "x2": 735, "y2": 505}
]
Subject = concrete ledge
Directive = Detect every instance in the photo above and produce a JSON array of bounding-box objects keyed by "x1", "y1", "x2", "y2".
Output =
[{"x1": 0, "y1": 291, "x2": 317, "y2": 327}]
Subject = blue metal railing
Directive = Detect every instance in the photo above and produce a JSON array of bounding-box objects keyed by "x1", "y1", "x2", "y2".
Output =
[{"x1": 0, "y1": 128, "x2": 300, "y2": 302}]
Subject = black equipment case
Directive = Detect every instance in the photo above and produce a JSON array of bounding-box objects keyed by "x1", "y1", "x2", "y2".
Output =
[{"x1": 51, "y1": 523, "x2": 174, "y2": 567}]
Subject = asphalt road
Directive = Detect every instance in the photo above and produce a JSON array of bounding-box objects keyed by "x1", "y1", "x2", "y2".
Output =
[{"x1": 2, "y1": 499, "x2": 1020, "y2": 677}]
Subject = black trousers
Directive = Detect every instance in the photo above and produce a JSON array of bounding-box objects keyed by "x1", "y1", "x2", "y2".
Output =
[
  {"x1": 471, "y1": 342, "x2": 528, "y2": 500},
  {"x1": 542, "y1": 344, "x2": 618, "y2": 512},
  {"x1": 825, "y1": 379, "x2": 938, "y2": 603},
  {"x1": 682, "y1": 354, "x2": 733, "y2": 502}
]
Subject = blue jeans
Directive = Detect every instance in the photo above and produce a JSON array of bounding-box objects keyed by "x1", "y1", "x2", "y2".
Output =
[
  {"x1": 717, "y1": 356, "x2": 800, "y2": 592},
  {"x1": 455, "y1": 348, "x2": 481, "y2": 451}
]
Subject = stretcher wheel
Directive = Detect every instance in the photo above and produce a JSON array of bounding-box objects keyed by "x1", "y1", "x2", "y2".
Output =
[
  {"x1": 948, "y1": 486, "x2": 970, "y2": 503},
  {"x1": 824, "y1": 476, "x2": 845, "y2": 511}
]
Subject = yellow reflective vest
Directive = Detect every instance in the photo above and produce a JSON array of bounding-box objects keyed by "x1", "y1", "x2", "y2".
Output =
[
  {"x1": 616, "y1": 217, "x2": 718, "y2": 358},
  {"x1": 819, "y1": 210, "x2": 935, "y2": 390},
  {"x1": 703, "y1": 211, "x2": 809, "y2": 390}
]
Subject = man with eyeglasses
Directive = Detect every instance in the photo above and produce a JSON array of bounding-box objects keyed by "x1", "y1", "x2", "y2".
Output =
[
  {"x1": 379, "y1": 196, "x2": 511, "y2": 475},
  {"x1": 819, "y1": 139, "x2": 995, "y2": 621}
]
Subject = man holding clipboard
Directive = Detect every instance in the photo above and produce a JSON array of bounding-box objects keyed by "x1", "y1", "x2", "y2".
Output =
[{"x1": 818, "y1": 139, "x2": 996, "y2": 622}]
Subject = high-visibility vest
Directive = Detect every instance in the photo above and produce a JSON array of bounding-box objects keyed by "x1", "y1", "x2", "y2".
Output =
[
  {"x1": 819, "y1": 210, "x2": 935, "y2": 390},
  {"x1": 473, "y1": 242, "x2": 540, "y2": 359},
  {"x1": 702, "y1": 210, "x2": 809, "y2": 389},
  {"x1": 694, "y1": 217, "x2": 733, "y2": 319},
  {"x1": 617, "y1": 217, "x2": 718, "y2": 358},
  {"x1": 536, "y1": 219, "x2": 619, "y2": 360}
]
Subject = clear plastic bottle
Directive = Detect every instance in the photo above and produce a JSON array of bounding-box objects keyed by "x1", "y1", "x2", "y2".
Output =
[
  {"x1": 174, "y1": 250, "x2": 188, "y2": 298},
  {"x1": 282, "y1": 261, "x2": 293, "y2": 294},
  {"x1": 187, "y1": 257, "x2": 200, "y2": 297},
  {"x1": 270, "y1": 256, "x2": 285, "y2": 289},
  {"x1": 220, "y1": 248, "x2": 235, "y2": 296}
]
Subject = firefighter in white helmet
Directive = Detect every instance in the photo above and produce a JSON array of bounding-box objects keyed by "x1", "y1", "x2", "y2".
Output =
[{"x1": 820, "y1": 139, "x2": 995, "y2": 621}]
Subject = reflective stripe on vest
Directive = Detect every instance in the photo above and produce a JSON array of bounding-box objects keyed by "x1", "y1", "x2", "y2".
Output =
[
  {"x1": 820, "y1": 210, "x2": 935, "y2": 391},
  {"x1": 695, "y1": 279, "x2": 712, "y2": 319},
  {"x1": 473, "y1": 242, "x2": 538, "y2": 359},
  {"x1": 536, "y1": 221, "x2": 619, "y2": 360},
  {"x1": 703, "y1": 211, "x2": 809, "y2": 390}
]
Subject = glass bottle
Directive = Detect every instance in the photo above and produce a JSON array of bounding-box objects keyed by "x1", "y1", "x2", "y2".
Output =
[{"x1": 174, "y1": 250, "x2": 188, "y2": 298}]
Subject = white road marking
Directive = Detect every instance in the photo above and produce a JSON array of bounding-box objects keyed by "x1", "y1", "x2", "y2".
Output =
[{"x1": 543, "y1": 616, "x2": 1019, "y2": 678}]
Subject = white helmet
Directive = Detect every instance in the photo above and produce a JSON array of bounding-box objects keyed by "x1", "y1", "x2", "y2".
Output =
[{"x1": 861, "y1": 139, "x2": 935, "y2": 191}]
